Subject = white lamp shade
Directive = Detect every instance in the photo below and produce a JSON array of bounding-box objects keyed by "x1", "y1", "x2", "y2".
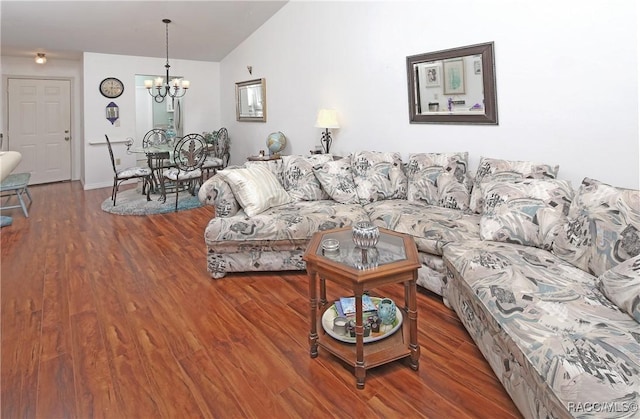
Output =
[
  {"x1": 315, "y1": 109, "x2": 339, "y2": 129},
  {"x1": 35, "y1": 53, "x2": 47, "y2": 64}
]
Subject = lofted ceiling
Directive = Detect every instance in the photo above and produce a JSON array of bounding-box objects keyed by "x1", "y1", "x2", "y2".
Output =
[{"x1": 1, "y1": 1, "x2": 288, "y2": 62}]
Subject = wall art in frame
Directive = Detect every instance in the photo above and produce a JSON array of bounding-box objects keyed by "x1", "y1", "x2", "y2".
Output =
[
  {"x1": 443, "y1": 58, "x2": 465, "y2": 95},
  {"x1": 423, "y1": 63, "x2": 441, "y2": 87}
]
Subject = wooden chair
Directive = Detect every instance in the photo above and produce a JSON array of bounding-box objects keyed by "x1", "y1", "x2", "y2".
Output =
[
  {"x1": 162, "y1": 133, "x2": 207, "y2": 211},
  {"x1": 105, "y1": 135, "x2": 152, "y2": 206}
]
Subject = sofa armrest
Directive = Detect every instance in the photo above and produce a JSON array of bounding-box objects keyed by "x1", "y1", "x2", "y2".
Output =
[{"x1": 198, "y1": 174, "x2": 241, "y2": 217}]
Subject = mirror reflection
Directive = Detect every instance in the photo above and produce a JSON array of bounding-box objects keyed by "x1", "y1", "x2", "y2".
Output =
[
  {"x1": 236, "y1": 78, "x2": 266, "y2": 122},
  {"x1": 407, "y1": 42, "x2": 498, "y2": 124},
  {"x1": 135, "y1": 74, "x2": 184, "y2": 142}
]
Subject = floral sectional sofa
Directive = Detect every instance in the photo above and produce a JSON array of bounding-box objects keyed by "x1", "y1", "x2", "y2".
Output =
[{"x1": 198, "y1": 152, "x2": 640, "y2": 418}]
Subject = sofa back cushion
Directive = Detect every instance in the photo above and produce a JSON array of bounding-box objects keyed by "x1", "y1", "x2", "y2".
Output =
[
  {"x1": 552, "y1": 177, "x2": 640, "y2": 276},
  {"x1": 281, "y1": 154, "x2": 333, "y2": 201},
  {"x1": 351, "y1": 151, "x2": 407, "y2": 204},
  {"x1": 598, "y1": 255, "x2": 640, "y2": 323},
  {"x1": 480, "y1": 179, "x2": 574, "y2": 249},
  {"x1": 406, "y1": 152, "x2": 470, "y2": 210},
  {"x1": 469, "y1": 157, "x2": 560, "y2": 213},
  {"x1": 312, "y1": 156, "x2": 359, "y2": 204}
]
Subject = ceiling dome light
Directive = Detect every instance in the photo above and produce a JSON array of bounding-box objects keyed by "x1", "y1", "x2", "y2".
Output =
[{"x1": 35, "y1": 53, "x2": 47, "y2": 64}]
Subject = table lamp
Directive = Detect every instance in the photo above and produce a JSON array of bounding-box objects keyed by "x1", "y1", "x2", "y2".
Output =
[{"x1": 314, "y1": 109, "x2": 339, "y2": 154}]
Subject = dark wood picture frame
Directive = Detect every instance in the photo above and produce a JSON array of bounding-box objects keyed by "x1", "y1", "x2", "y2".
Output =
[{"x1": 407, "y1": 42, "x2": 498, "y2": 125}]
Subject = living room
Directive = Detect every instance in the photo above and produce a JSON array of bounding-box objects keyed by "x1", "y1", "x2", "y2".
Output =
[{"x1": 1, "y1": 1, "x2": 639, "y2": 418}]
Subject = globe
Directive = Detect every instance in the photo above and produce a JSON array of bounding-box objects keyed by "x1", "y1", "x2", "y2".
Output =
[{"x1": 266, "y1": 131, "x2": 286, "y2": 156}]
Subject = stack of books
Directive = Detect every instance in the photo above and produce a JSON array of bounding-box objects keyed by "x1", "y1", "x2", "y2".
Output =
[{"x1": 334, "y1": 295, "x2": 378, "y2": 319}]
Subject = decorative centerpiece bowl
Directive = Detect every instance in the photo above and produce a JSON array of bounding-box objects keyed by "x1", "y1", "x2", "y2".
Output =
[{"x1": 352, "y1": 221, "x2": 380, "y2": 249}]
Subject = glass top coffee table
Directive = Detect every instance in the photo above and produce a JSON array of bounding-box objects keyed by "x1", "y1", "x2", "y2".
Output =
[{"x1": 303, "y1": 226, "x2": 421, "y2": 389}]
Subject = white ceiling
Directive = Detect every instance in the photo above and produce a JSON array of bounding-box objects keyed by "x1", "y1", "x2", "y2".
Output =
[{"x1": 1, "y1": 1, "x2": 288, "y2": 62}]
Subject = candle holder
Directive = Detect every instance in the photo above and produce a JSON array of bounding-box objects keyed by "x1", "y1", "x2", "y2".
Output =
[{"x1": 322, "y1": 238, "x2": 340, "y2": 259}]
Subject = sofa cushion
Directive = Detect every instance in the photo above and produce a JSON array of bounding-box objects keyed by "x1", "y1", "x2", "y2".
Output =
[
  {"x1": 365, "y1": 199, "x2": 481, "y2": 255},
  {"x1": 218, "y1": 165, "x2": 292, "y2": 217},
  {"x1": 406, "y1": 152, "x2": 470, "y2": 209},
  {"x1": 281, "y1": 154, "x2": 332, "y2": 201},
  {"x1": 443, "y1": 240, "x2": 640, "y2": 418},
  {"x1": 312, "y1": 156, "x2": 359, "y2": 204},
  {"x1": 469, "y1": 157, "x2": 560, "y2": 213},
  {"x1": 436, "y1": 172, "x2": 471, "y2": 211},
  {"x1": 598, "y1": 255, "x2": 640, "y2": 323},
  {"x1": 203, "y1": 200, "x2": 369, "y2": 243},
  {"x1": 553, "y1": 177, "x2": 640, "y2": 276},
  {"x1": 480, "y1": 179, "x2": 574, "y2": 249},
  {"x1": 351, "y1": 151, "x2": 407, "y2": 204},
  {"x1": 244, "y1": 158, "x2": 285, "y2": 186}
]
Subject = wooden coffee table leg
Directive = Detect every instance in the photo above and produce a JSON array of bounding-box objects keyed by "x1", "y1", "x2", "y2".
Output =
[
  {"x1": 354, "y1": 292, "x2": 366, "y2": 389},
  {"x1": 308, "y1": 269, "x2": 318, "y2": 358},
  {"x1": 406, "y1": 279, "x2": 420, "y2": 370}
]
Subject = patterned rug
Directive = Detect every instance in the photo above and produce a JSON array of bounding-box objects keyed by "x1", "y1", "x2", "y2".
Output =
[{"x1": 101, "y1": 187, "x2": 203, "y2": 216}]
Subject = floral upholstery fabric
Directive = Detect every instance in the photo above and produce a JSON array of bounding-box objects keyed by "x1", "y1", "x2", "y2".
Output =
[
  {"x1": 443, "y1": 240, "x2": 640, "y2": 419},
  {"x1": 364, "y1": 199, "x2": 481, "y2": 255},
  {"x1": 281, "y1": 154, "x2": 333, "y2": 201},
  {"x1": 312, "y1": 156, "x2": 359, "y2": 204},
  {"x1": 207, "y1": 239, "x2": 309, "y2": 278},
  {"x1": 116, "y1": 166, "x2": 152, "y2": 179},
  {"x1": 599, "y1": 255, "x2": 640, "y2": 323},
  {"x1": 436, "y1": 172, "x2": 471, "y2": 211},
  {"x1": 351, "y1": 151, "x2": 407, "y2": 204},
  {"x1": 204, "y1": 200, "x2": 368, "y2": 243},
  {"x1": 553, "y1": 177, "x2": 640, "y2": 276},
  {"x1": 197, "y1": 173, "x2": 241, "y2": 217},
  {"x1": 469, "y1": 157, "x2": 560, "y2": 213},
  {"x1": 406, "y1": 152, "x2": 470, "y2": 209},
  {"x1": 480, "y1": 179, "x2": 574, "y2": 249}
]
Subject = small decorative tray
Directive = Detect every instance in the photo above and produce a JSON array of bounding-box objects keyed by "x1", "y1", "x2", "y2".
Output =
[{"x1": 321, "y1": 297, "x2": 403, "y2": 344}]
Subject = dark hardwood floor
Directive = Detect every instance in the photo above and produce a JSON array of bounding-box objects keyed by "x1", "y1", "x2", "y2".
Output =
[{"x1": 1, "y1": 181, "x2": 521, "y2": 418}]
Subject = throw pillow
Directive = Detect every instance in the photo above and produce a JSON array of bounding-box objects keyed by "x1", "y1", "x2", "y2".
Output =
[
  {"x1": 244, "y1": 159, "x2": 285, "y2": 186},
  {"x1": 312, "y1": 156, "x2": 359, "y2": 204},
  {"x1": 351, "y1": 151, "x2": 407, "y2": 204},
  {"x1": 435, "y1": 172, "x2": 471, "y2": 211},
  {"x1": 218, "y1": 165, "x2": 292, "y2": 217},
  {"x1": 469, "y1": 157, "x2": 560, "y2": 213},
  {"x1": 598, "y1": 255, "x2": 640, "y2": 323},
  {"x1": 281, "y1": 154, "x2": 333, "y2": 201},
  {"x1": 480, "y1": 179, "x2": 573, "y2": 249},
  {"x1": 406, "y1": 152, "x2": 469, "y2": 206},
  {"x1": 552, "y1": 177, "x2": 640, "y2": 276}
]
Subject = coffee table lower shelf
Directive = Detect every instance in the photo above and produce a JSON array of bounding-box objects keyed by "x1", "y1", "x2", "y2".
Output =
[{"x1": 316, "y1": 304, "x2": 412, "y2": 370}]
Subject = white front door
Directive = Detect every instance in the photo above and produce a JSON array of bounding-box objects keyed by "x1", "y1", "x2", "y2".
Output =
[{"x1": 7, "y1": 78, "x2": 71, "y2": 184}]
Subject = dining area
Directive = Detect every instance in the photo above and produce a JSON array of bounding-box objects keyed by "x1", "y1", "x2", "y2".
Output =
[{"x1": 104, "y1": 127, "x2": 230, "y2": 213}]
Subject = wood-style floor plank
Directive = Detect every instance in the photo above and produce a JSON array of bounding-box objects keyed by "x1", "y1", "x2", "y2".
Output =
[{"x1": 1, "y1": 181, "x2": 522, "y2": 418}]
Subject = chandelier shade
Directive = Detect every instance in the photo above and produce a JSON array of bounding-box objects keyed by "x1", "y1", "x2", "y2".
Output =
[{"x1": 146, "y1": 19, "x2": 189, "y2": 103}]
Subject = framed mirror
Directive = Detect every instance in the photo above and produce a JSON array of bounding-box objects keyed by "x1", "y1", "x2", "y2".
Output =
[
  {"x1": 236, "y1": 78, "x2": 267, "y2": 122},
  {"x1": 407, "y1": 42, "x2": 498, "y2": 124}
]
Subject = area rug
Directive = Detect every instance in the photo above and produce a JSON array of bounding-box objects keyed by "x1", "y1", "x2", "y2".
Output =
[{"x1": 101, "y1": 187, "x2": 204, "y2": 216}]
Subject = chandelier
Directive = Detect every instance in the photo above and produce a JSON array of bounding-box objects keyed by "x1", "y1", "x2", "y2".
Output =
[{"x1": 145, "y1": 19, "x2": 189, "y2": 103}]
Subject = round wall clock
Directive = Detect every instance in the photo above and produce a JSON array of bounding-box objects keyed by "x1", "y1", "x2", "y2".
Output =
[{"x1": 99, "y1": 77, "x2": 124, "y2": 98}]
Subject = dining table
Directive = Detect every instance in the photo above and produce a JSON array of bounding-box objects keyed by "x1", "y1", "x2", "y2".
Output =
[{"x1": 127, "y1": 142, "x2": 176, "y2": 198}]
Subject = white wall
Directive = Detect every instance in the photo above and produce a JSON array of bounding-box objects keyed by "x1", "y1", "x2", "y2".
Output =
[
  {"x1": 82, "y1": 52, "x2": 219, "y2": 189},
  {"x1": 1, "y1": 56, "x2": 83, "y2": 181},
  {"x1": 220, "y1": 0, "x2": 639, "y2": 189}
]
